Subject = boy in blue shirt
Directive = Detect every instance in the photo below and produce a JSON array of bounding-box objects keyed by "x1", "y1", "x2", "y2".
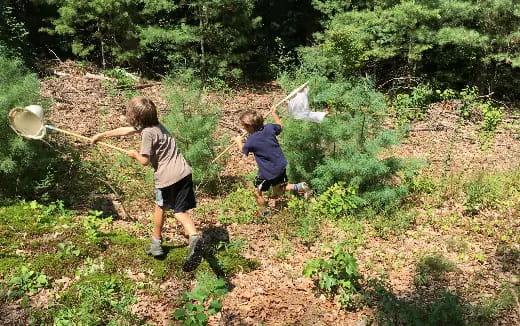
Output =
[{"x1": 234, "y1": 107, "x2": 311, "y2": 216}]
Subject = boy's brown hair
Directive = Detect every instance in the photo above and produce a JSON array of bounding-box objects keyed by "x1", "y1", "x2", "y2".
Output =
[
  {"x1": 126, "y1": 96, "x2": 159, "y2": 130},
  {"x1": 239, "y1": 110, "x2": 264, "y2": 133}
]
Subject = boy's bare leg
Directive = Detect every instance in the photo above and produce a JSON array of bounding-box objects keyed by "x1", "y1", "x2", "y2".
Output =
[
  {"x1": 153, "y1": 204, "x2": 165, "y2": 239},
  {"x1": 254, "y1": 188, "x2": 267, "y2": 212},
  {"x1": 285, "y1": 183, "x2": 296, "y2": 192},
  {"x1": 272, "y1": 184, "x2": 286, "y2": 211},
  {"x1": 174, "y1": 211, "x2": 198, "y2": 237},
  {"x1": 273, "y1": 184, "x2": 285, "y2": 197}
]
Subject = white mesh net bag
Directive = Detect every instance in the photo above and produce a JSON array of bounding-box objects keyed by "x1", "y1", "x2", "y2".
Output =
[{"x1": 286, "y1": 85, "x2": 326, "y2": 123}]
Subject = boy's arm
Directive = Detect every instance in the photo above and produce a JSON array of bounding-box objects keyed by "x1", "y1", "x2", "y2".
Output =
[
  {"x1": 234, "y1": 135, "x2": 245, "y2": 153},
  {"x1": 271, "y1": 105, "x2": 283, "y2": 129},
  {"x1": 127, "y1": 150, "x2": 150, "y2": 166},
  {"x1": 91, "y1": 127, "x2": 137, "y2": 144}
]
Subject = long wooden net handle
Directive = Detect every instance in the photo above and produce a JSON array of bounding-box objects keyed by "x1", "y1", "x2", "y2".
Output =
[{"x1": 47, "y1": 126, "x2": 129, "y2": 154}]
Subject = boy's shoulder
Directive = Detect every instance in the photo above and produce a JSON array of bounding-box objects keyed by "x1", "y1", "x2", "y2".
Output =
[
  {"x1": 264, "y1": 123, "x2": 281, "y2": 134},
  {"x1": 142, "y1": 124, "x2": 169, "y2": 135}
]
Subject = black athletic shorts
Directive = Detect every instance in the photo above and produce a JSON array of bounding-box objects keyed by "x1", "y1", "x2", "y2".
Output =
[
  {"x1": 255, "y1": 170, "x2": 288, "y2": 192},
  {"x1": 155, "y1": 174, "x2": 197, "y2": 213}
]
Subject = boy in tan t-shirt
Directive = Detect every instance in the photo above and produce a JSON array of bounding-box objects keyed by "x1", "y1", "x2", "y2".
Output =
[{"x1": 91, "y1": 96, "x2": 203, "y2": 272}]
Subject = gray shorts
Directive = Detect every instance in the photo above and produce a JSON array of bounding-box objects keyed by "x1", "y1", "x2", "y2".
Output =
[{"x1": 155, "y1": 174, "x2": 197, "y2": 213}]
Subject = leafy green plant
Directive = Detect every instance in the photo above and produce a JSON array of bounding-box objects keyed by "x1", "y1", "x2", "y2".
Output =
[
  {"x1": 463, "y1": 173, "x2": 503, "y2": 215},
  {"x1": 303, "y1": 244, "x2": 363, "y2": 309},
  {"x1": 173, "y1": 272, "x2": 228, "y2": 326},
  {"x1": 316, "y1": 182, "x2": 363, "y2": 219},
  {"x1": 8, "y1": 266, "x2": 49, "y2": 298},
  {"x1": 217, "y1": 187, "x2": 258, "y2": 224},
  {"x1": 371, "y1": 210, "x2": 416, "y2": 240},
  {"x1": 82, "y1": 210, "x2": 112, "y2": 239},
  {"x1": 48, "y1": 273, "x2": 138, "y2": 325},
  {"x1": 392, "y1": 83, "x2": 436, "y2": 123},
  {"x1": 436, "y1": 88, "x2": 458, "y2": 101},
  {"x1": 458, "y1": 86, "x2": 480, "y2": 119},
  {"x1": 102, "y1": 67, "x2": 140, "y2": 98},
  {"x1": 57, "y1": 242, "x2": 81, "y2": 258},
  {"x1": 479, "y1": 102, "x2": 504, "y2": 132},
  {"x1": 478, "y1": 101, "x2": 504, "y2": 145},
  {"x1": 284, "y1": 196, "x2": 322, "y2": 244}
]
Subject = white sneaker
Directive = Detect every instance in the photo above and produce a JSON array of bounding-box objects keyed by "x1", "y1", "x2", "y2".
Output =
[{"x1": 297, "y1": 182, "x2": 312, "y2": 199}]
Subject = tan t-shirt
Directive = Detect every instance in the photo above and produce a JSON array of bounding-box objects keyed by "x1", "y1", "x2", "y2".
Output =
[{"x1": 140, "y1": 124, "x2": 192, "y2": 188}]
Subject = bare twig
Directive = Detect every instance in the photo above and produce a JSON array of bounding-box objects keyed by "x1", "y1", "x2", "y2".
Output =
[
  {"x1": 48, "y1": 48, "x2": 63, "y2": 63},
  {"x1": 377, "y1": 76, "x2": 421, "y2": 90}
]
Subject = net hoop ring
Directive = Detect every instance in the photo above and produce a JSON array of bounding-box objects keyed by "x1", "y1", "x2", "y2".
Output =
[{"x1": 8, "y1": 105, "x2": 46, "y2": 139}]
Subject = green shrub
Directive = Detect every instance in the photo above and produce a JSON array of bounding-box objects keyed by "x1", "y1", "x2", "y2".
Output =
[
  {"x1": 463, "y1": 172, "x2": 504, "y2": 215},
  {"x1": 284, "y1": 196, "x2": 322, "y2": 244},
  {"x1": 392, "y1": 83, "x2": 436, "y2": 124},
  {"x1": 217, "y1": 187, "x2": 258, "y2": 225},
  {"x1": 173, "y1": 272, "x2": 228, "y2": 326},
  {"x1": 303, "y1": 244, "x2": 363, "y2": 309}
]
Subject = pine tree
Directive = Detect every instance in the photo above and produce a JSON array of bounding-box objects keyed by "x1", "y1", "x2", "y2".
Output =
[{"x1": 278, "y1": 74, "x2": 413, "y2": 212}]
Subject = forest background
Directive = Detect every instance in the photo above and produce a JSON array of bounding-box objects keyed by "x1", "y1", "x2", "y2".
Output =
[{"x1": 1, "y1": 0, "x2": 520, "y2": 325}]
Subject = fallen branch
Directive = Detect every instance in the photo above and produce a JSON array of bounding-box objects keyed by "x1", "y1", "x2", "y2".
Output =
[
  {"x1": 136, "y1": 82, "x2": 162, "y2": 89},
  {"x1": 85, "y1": 72, "x2": 113, "y2": 81},
  {"x1": 115, "y1": 82, "x2": 162, "y2": 90},
  {"x1": 48, "y1": 69, "x2": 71, "y2": 77},
  {"x1": 411, "y1": 126, "x2": 449, "y2": 132}
]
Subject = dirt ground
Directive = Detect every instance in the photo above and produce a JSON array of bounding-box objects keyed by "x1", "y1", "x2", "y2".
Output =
[{"x1": 39, "y1": 61, "x2": 520, "y2": 325}]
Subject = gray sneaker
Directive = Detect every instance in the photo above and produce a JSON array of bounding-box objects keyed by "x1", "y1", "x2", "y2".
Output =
[
  {"x1": 145, "y1": 238, "x2": 164, "y2": 257},
  {"x1": 297, "y1": 182, "x2": 312, "y2": 199},
  {"x1": 183, "y1": 234, "x2": 203, "y2": 272}
]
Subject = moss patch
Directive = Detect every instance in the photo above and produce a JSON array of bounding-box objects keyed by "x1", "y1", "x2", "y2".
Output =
[
  {"x1": 101, "y1": 231, "x2": 187, "y2": 279},
  {"x1": 35, "y1": 272, "x2": 140, "y2": 325},
  {"x1": 0, "y1": 255, "x2": 25, "y2": 278}
]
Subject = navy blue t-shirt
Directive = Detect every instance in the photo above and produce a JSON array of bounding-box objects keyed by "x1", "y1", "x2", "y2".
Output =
[{"x1": 242, "y1": 123, "x2": 288, "y2": 180}]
